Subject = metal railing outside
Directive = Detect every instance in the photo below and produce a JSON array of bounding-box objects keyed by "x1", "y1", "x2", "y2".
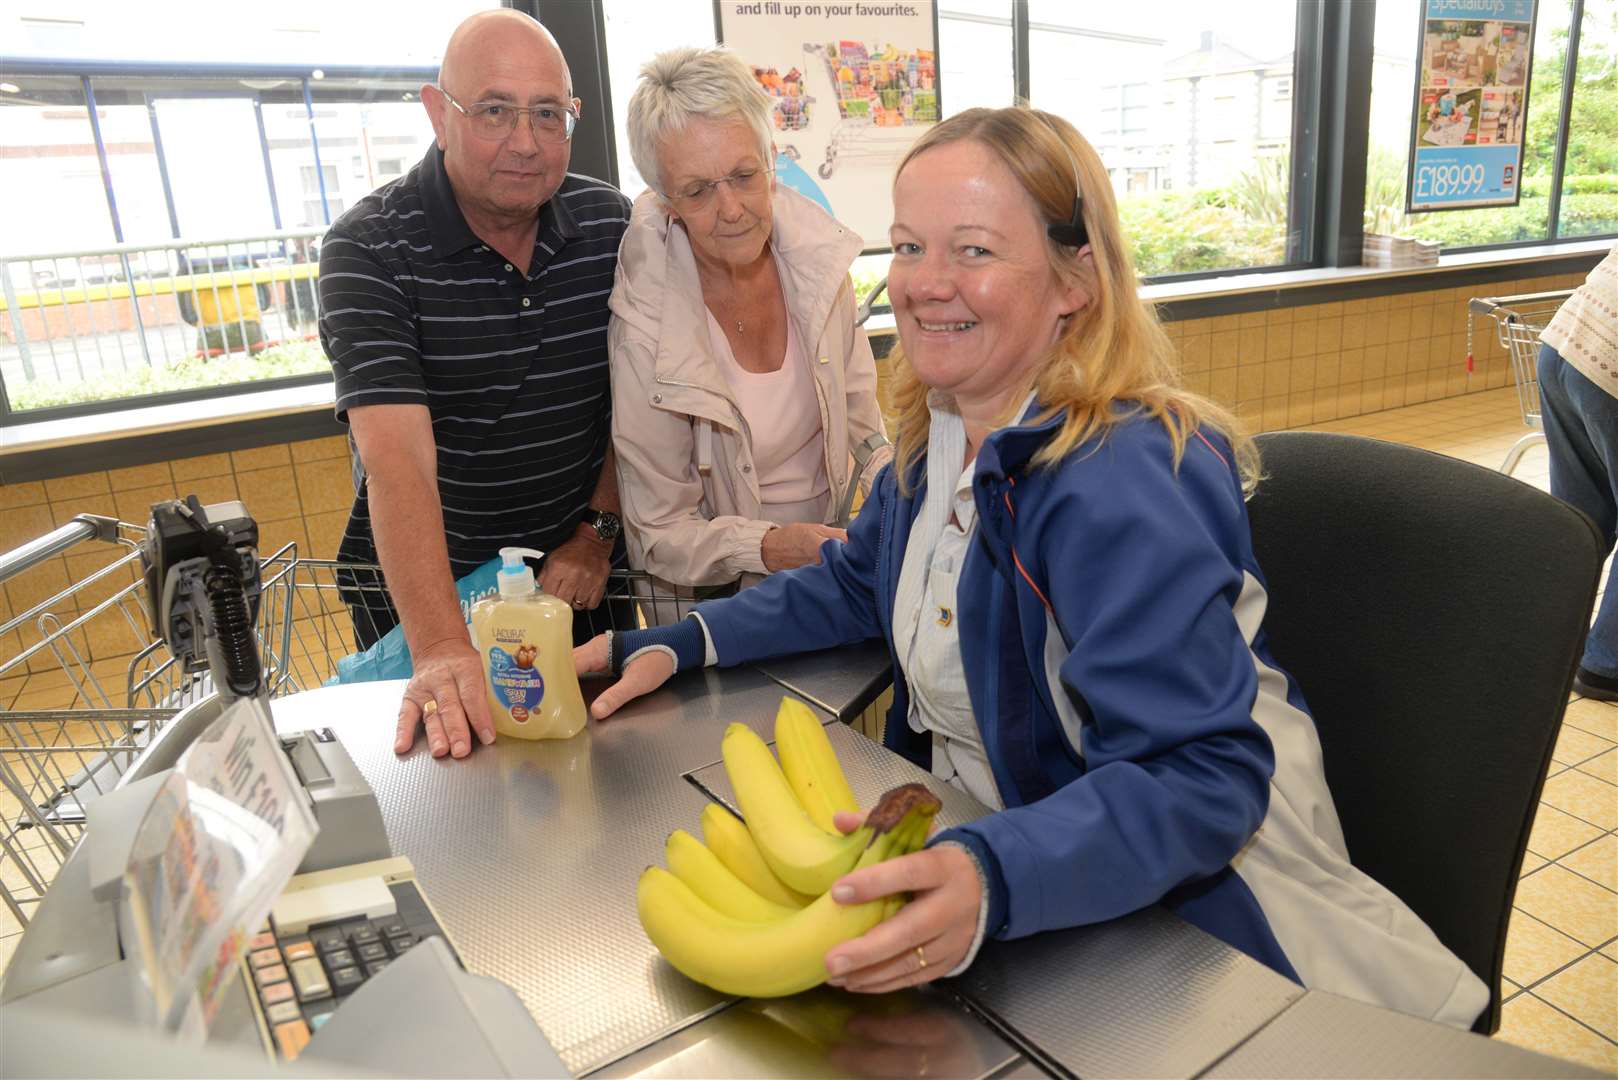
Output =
[{"x1": 0, "y1": 227, "x2": 326, "y2": 412}]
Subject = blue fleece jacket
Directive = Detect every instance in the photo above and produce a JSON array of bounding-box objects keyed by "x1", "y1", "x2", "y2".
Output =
[{"x1": 661, "y1": 404, "x2": 1313, "y2": 979}]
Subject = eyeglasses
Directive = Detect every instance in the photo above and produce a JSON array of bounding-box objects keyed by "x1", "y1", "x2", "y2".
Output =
[
  {"x1": 437, "y1": 87, "x2": 577, "y2": 143},
  {"x1": 661, "y1": 166, "x2": 773, "y2": 211}
]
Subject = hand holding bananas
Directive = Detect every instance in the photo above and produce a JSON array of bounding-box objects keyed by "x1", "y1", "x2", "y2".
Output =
[
  {"x1": 636, "y1": 699, "x2": 955, "y2": 997},
  {"x1": 822, "y1": 822, "x2": 980, "y2": 994}
]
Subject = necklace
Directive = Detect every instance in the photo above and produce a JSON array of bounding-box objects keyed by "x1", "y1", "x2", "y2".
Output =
[{"x1": 735, "y1": 319, "x2": 744, "y2": 334}]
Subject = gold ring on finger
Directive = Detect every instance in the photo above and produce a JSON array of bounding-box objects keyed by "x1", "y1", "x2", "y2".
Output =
[
  {"x1": 915, "y1": 944, "x2": 927, "y2": 969},
  {"x1": 423, "y1": 699, "x2": 438, "y2": 715}
]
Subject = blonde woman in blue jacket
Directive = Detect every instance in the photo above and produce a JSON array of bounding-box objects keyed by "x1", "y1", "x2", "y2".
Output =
[{"x1": 577, "y1": 106, "x2": 1487, "y2": 1028}]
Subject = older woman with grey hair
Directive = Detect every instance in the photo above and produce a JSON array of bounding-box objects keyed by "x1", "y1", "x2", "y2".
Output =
[{"x1": 609, "y1": 46, "x2": 887, "y2": 606}]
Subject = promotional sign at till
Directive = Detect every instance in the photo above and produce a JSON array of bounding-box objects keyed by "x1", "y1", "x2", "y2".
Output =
[
  {"x1": 1406, "y1": 0, "x2": 1538, "y2": 212},
  {"x1": 716, "y1": 0, "x2": 940, "y2": 249}
]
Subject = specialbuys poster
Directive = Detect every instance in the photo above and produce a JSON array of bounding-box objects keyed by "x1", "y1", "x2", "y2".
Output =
[
  {"x1": 1406, "y1": 0, "x2": 1537, "y2": 212},
  {"x1": 717, "y1": 0, "x2": 939, "y2": 249}
]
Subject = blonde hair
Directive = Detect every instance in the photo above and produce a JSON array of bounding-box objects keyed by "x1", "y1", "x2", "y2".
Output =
[
  {"x1": 626, "y1": 47, "x2": 772, "y2": 197},
  {"x1": 888, "y1": 106, "x2": 1259, "y2": 492}
]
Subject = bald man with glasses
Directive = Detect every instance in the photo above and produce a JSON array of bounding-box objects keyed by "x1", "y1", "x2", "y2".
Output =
[{"x1": 318, "y1": 10, "x2": 630, "y2": 762}]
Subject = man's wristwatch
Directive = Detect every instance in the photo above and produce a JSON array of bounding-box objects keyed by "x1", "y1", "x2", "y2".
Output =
[{"x1": 583, "y1": 509, "x2": 622, "y2": 543}]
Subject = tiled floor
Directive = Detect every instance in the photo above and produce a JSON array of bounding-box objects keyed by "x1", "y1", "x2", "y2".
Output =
[{"x1": 1, "y1": 385, "x2": 1615, "y2": 1071}]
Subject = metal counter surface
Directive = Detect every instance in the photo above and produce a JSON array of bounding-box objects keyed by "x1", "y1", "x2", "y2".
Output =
[
  {"x1": 749, "y1": 639, "x2": 893, "y2": 723},
  {"x1": 1200, "y1": 991, "x2": 1607, "y2": 1079},
  {"x1": 269, "y1": 667, "x2": 1012, "y2": 1076},
  {"x1": 271, "y1": 669, "x2": 809, "y2": 1074},
  {"x1": 274, "y1": 677, "x2": 1306, "y2": 1080},
  {"x1": 956, "y1": 908, "x2": 1302, "y2": 1079},
  {"x1": 588, "y1": 986, "x2": 1021, "y2": 1080}
]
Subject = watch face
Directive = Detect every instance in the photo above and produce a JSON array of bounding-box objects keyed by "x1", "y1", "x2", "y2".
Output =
[{"x1": 590, "y1": 511, "x2": 622, "y2": 542}]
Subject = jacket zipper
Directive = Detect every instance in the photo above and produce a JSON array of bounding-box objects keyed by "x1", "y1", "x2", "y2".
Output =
[{"x1": 653, "y1": 373, "x2": 759, "y2": 502}]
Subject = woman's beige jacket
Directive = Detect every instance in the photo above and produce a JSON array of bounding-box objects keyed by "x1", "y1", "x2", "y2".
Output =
[{"x1": 608, "y1": 185, "x2": 886, "y2": 587}]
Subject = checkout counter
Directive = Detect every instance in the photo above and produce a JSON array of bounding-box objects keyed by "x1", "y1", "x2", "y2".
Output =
[
  {"x1": 2, "y1": 659, "x2": 1599, "y2": 1078},
  {"x1": 0, "y1": 502, "x2": 1599, "y2": 1078}
]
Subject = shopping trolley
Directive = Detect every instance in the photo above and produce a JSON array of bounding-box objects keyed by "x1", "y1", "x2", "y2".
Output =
[
  {"x1": 1467, "y1": 289, "x2": 1572, "y2": 476},
  {"x1": 807, "y1": 40, "x2": 937, "y2": 179},
  {"x1": 0, "y1": 513, "x2": 675, "y2": 931},
  {"x1": 751, "y1": 63, "x2": 813, "y2": 133}
]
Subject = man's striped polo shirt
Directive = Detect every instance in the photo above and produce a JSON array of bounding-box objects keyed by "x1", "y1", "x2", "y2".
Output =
[{"x1": 318, "y1": 144, "x2": 631, "y2": 609}]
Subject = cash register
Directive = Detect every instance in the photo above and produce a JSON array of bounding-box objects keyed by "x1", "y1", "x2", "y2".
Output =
[{"x1": 0, "y1": 498, "x2": 569, "y2": 1078}]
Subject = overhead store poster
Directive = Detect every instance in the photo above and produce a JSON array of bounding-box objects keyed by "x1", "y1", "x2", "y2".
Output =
[
  {"x1": 1406, "y1": 0, "x2": 1537, "y2": 212},
  {"x1": 716, "y1": 0, "x2": 940, "y2": 249}
]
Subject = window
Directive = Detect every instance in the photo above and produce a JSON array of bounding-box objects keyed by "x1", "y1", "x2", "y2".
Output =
[
  {"x1": 1556, "y1": 0, "x2": 1618, "y2": 238},
  {"x1": 0, "y1": 81, "x2": 106, "y2": 255},
  {"x1": 940, "y1": 1, "x2": 1015, "y2": 116},
  {"x1": 1029, "y1": 2, "x2": 1301, "y2": 277},
  {"x1": 2, "y1": 1, "x2": 496, "y2": 67},
  {"x1": 0, "y1": 2, "x2": 494, "y2": 417},
  {"x1": 602, "y1": 0, "x2": 717, "y2": 199},
  {"x1": 1363, "y1": 0, "x2": 1578, "y2": 247}
]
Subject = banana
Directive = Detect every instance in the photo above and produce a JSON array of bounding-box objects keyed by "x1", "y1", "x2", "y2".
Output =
[
  {"x1": 699, "y1": 803, "x2": 814, "y2": 909},
  {"x1": 664, "y1": 829, "x2": 799, "y2": 923},
  {"x1": 722, "y1": 722, "x2": 869, "y2": 895},
  {"x1": 774, "y1": 697, "x2": 860, "y2": 835},
  {"x1": 637, "y1": 784, "x2": 940, "y2": 998}
]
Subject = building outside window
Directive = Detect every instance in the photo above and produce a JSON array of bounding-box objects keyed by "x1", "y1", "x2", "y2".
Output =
[
  {"x1": 300, "y1": 163, "x2": 342, "y2": 227},
  {"x1": 1031, "y1": 3, "x2": 1300, "y2": 277}
]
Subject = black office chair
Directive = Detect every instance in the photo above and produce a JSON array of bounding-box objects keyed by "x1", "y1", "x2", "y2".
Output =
[{"x1": 1245, "y1": 431, "x2": 1604, "y2": 1035}]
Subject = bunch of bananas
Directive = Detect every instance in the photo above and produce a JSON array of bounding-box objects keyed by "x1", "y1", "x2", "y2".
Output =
[{"x1": 637, "y1": 698, "x2": 942, "y2": 997}]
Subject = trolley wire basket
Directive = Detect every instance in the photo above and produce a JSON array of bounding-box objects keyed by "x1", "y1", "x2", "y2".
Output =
[
  {"x1": 2, "y1": 513, "x2": 687, "y2": 930},
  {"x1": 1467, "y1": 289, "x2": 1572, "y2": 476}
]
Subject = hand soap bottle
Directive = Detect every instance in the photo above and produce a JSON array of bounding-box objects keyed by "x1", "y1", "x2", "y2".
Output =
[{"x1": 469, "y1": 547, "x2": 588, "y2": 740}]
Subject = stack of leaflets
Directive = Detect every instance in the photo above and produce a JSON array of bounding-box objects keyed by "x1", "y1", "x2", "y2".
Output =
[{"x1": 1363, "y1": 233, "x2": 1441, "y2": 268}]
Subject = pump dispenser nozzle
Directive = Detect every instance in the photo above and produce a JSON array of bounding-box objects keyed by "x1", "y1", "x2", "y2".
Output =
[{"x1": 496, "y1": 546, "x2": 546, "y2": 598}]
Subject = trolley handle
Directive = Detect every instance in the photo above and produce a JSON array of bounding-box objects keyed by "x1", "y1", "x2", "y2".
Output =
[
  {"x1": 1469, "y1": 289, "x2": 1575, "y2": 322},
  {"x1": 856, "y1": 276, "x2": 889, "y2": 328},
  {"x1": 0, "y1": 514, "x2": 122, "y2": 584}
]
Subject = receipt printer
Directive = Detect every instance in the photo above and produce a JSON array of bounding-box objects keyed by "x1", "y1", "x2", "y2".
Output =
[{"x1": 280, "y1": 727, "x2": 391, "y2": 874}]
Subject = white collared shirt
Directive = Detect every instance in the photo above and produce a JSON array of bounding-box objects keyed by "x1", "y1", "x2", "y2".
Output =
[{"x1": 890, "y1": 391, "x2": 1036, "y2": 811}]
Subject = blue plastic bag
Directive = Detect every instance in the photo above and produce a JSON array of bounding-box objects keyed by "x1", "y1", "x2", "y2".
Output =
[{"x1": 327, "y1": 557, "x2": 504, "y2": 685}]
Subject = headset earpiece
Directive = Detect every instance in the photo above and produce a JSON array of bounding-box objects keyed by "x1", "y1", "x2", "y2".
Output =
[
  {"x1": 1047, "y1": 197, "x2": 1088, "y2": 248},
  {"x1": 1037, "y1": 110, "x2": 1089, "y2": 249}
]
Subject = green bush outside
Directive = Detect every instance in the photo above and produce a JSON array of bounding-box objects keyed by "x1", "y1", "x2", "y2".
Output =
[{"x1": 11, "y1": 339, "x2": 330, "y2": 411}]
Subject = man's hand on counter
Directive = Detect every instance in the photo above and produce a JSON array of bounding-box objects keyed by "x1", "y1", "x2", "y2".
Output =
[
  {"x1": 573, "y1": 633, "x2": 674, "y2": 720},
  {"x1": 395, "y1": 638, "x2": 496, "y2": 758}
]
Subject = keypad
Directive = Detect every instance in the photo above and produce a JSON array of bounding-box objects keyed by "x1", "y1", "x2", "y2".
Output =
[{"x1": 242, "y1": 884, "x2": 449, "y2": 1062}]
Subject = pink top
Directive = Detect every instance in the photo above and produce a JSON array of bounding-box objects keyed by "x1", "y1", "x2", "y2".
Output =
[{"x1": 708, "y1": 311, "x2": 831, "y2": 524}]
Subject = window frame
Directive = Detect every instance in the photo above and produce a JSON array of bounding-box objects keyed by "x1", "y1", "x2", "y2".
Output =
[
  {"x1": 0, "y1": 58, "x2": 438, "y2": 427},
  {"x1": 3, "y1": 0, "x2": 1613, "y2": 431}
]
